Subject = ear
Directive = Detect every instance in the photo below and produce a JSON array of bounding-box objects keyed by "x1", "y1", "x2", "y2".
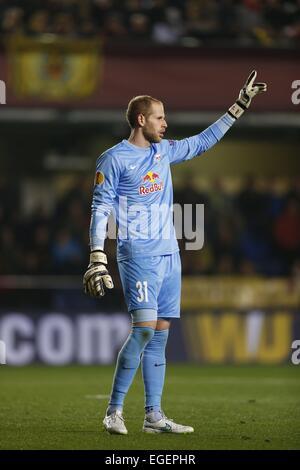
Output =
[{"x1": 137, "y1": 113, "x2": 145, "y2": 127}]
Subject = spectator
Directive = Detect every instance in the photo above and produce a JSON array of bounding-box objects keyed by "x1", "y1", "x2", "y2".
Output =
[
  {"x1": 26, "y1": 10, "x2": 50, "y2": 35},
  {"x1": 0, "y1": 0, "x2": 299, "y2": 47}
]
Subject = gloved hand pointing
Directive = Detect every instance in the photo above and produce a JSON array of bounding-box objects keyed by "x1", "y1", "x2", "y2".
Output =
[{"x1": 228, "y1": 70, "x2": 267, "y2": 119}]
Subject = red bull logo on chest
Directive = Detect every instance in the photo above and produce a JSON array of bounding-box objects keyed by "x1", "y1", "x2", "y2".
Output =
[{"x1": 139, "y1": 171, "x2": 163, "y2": 195}]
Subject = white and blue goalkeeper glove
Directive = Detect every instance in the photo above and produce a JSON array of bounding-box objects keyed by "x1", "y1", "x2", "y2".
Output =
[
  {"x1": 83, "y1": 250, "x2": 114, "y2": 297},
  {"x1": 228, "y1": 70, "x2": 267, "y2": 120}
]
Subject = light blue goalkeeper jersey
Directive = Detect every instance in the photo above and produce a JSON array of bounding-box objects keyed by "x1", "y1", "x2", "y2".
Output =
[{"x1": 90, "y1": 113, "x2": 235, "y2": 261}]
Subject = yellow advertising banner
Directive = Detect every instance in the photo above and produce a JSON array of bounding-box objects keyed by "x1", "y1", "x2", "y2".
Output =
[
  {"x1": 183, "y1": 311, "x2": 294, "y2": 364},
  {"x1": 180, "y1": 277, "x2": 300, "y2": 363},
  {"x1": 7, "y1": 36, "x2": 101, "y2": 100},
  {"x1": 182, "y1": 276, "x2": 300, "y2": 309}
]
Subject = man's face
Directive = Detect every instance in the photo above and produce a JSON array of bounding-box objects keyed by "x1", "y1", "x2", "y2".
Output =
[{"x1": 141, "y1": 102, "x2": 168, "y2": 143}]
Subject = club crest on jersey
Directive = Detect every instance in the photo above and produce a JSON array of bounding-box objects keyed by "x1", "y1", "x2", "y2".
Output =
[
  {"x1": 139, "y1": 171, "x2": 163, "y2": 195},
  {"x1": 154, "y1": 153, "x2": 161, "y2": 162}
]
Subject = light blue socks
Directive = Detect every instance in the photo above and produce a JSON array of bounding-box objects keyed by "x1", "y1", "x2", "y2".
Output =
[
  {"x1": 107, "y1": 327, "x2": 169, "y2": 422},
  {"x1": 142, "y1": 329, "x2": 169, "y2": 420},
  {"x1": 107, "y1": 326, "x2": 155, "y2": 415}
]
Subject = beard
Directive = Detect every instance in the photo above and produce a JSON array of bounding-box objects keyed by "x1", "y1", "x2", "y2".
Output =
[{"x1": 142, "y1": 127, "x2": 161, "y2": 144}]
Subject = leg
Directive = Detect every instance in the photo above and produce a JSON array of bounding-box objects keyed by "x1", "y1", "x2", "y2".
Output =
[
  {"x1": 142, "y1": 319, "x2": 171, "y2": 419},
  {"x1": 142, "y1": 254, "x2": 193, "y2": 433},
  {"x1": 141, "y1": 254, "x2": 181, "y2": 420},
  {"x1": 103, "y1": 311, "x2": 157, "y2": 434},
  {"x1": 105, "y1": 256, "x2": 166, "y2": 434},
  {"x1": 107, "y1": 319, "x2": 156, "y2": 413},
  {"x1": 108, "y1": 257, "x2": 160, "y2": 417},
  {"x1": 142, "y1": 318, "x2": 193, "y2": 433}
]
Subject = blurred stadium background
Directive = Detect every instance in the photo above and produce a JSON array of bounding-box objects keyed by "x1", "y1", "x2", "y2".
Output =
[{"x1": 0, "y1": 0, "x2": 300, "y2": 450}]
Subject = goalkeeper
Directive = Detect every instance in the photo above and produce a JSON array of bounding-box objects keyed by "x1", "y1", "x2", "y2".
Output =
[{"x1": 83, "y1": 71, "x2": 267, "y2": 435}]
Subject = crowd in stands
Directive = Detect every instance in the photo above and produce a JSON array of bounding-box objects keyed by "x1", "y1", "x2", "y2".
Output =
[
  {"x1": 0, "y1": 0, "x2": 299, "y2": 47},
  {"x1": 1, "y1": 175, "x2": 299, "y2": 280}
]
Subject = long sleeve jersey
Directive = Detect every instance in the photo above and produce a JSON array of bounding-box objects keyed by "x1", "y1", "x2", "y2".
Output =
[{"x1": 89, "y1": 112, "x2": 235, "y2": 261}]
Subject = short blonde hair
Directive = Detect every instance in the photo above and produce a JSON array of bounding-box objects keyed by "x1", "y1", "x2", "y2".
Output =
[{"x1": 126, "y1": 95, "x2": 161, "y2": 129}]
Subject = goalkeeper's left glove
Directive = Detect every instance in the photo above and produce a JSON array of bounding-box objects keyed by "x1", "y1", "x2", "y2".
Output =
[
  {"x1": 83, "y1": 250, "x2": 114, "y2": 298},
  {"x1": 228, "y1": 70, "x2": 267, "y2": 120}
]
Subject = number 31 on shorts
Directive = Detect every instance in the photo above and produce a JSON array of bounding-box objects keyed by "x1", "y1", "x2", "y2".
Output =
[{"x1": 136, "y1": 281, "x2": 149, "y2": 302}]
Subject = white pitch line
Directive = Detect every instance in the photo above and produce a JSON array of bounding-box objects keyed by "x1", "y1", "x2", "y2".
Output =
[{"x1": 85, "y1": 394, "x2": 110, "y2": 399}]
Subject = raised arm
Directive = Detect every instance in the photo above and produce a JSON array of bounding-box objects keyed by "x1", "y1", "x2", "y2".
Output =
[{"x1": 168, "y1": 70, "x2": 267, "y2": 165}]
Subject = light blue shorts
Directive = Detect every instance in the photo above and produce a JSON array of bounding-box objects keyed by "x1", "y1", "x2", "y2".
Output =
[{"x1": 118, "y1": 252, "x2": 181, "y2": 322}]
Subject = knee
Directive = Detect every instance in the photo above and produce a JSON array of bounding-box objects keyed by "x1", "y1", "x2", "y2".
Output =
[
  {"x1": 135, "y1": 326, "x2": 155, "y2": 343},
  {"x1": 145, "y1": 328, "x2": 169, "y2": 354},
  {"x1": 154, "y1": 328, "x2": 169, "y2": 346}
]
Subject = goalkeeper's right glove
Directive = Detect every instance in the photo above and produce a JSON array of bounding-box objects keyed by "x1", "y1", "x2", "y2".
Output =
[
  {"x1": 228, "y1": 70, "x2": 267, "y2": 120},
  {"x1": 83, "y1": 250, "x2": 114, "y2": 298}
]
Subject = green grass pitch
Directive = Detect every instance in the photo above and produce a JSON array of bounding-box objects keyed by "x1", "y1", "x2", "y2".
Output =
[{"x1": 0, "y1": 364, "x2": 299, "y2": 450}]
